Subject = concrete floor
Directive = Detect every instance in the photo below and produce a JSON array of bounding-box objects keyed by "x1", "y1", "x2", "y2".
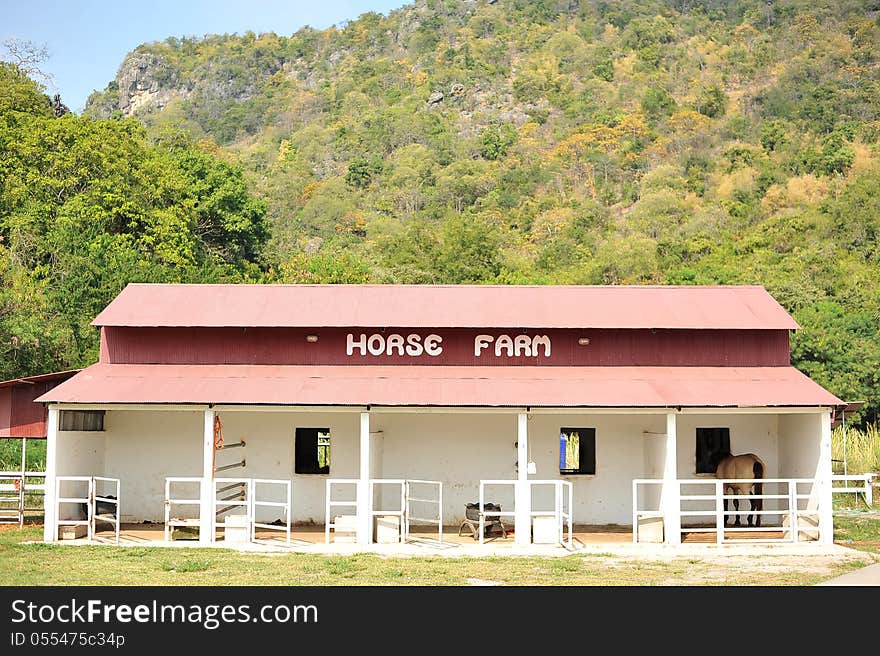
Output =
[
  {"x1": 77, "y1": 522, "x2": 632, "y2": 547},
  {"x1": 46, "y1": 520, "x2": 833, "y2": 557}
]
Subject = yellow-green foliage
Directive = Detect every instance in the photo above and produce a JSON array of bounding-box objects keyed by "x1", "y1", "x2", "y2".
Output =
[
  {"x1": 832, "y1": 425, "x2": 880, "y2": 475},
  {"x1": 4, "y1": 0, "x2": 880, "y2": 426}
]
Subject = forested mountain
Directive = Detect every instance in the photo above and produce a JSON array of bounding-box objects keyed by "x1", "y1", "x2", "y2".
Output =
[{"x1": 3, "y1": 0, "x2": 880, "y2": 422}]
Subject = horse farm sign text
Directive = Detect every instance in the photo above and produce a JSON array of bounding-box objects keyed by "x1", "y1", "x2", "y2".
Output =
[{"x1": 345, "y1": 332, "x2": 552, "y2": 359}]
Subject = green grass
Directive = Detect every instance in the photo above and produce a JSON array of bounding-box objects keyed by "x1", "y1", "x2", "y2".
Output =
[
  {"x1": 0, "y1": 524, "x2": 874, "y2": 586},
  {"x1": 833, "y1": 515, "x2": 880, "y2": 554}
]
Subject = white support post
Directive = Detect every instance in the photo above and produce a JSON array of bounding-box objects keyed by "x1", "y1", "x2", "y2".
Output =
[
  {"x1": 357, "y1": 411, "x2": 371, "y2": 546},
  {"x1": 818, "y1": 410, "x2": 833, "y2": 545},
  {"x1": 662, "y1": 411, "x2": 681, "y2": 545},
  {"x1": 43, "y1": 407, "x2": 59, "y2": 542},
  {"x1": 514, "y1": 412, "x2": 530, "y2": 546},
  {"x1": 199, "y1": 408, "x2": 215, "y2": 545}
]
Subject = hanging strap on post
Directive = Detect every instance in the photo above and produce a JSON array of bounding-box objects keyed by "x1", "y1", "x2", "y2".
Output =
[{"x1": 214, "y1": 415, "x2": 225, "y2": 450}]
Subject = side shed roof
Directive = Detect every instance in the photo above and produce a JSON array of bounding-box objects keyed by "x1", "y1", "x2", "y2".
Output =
[{"x1": 0, "y1": 370, "x2": 80, "y2": 438}]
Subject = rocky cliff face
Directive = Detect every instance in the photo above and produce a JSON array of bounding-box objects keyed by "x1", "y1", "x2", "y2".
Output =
[{"x1": 116, "y1": 51, "x2": 188, "y2": 116}]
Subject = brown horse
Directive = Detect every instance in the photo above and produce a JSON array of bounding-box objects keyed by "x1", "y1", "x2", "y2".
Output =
[{"x1": 716, "y1": 453, "x2": 765, "y2": 527}]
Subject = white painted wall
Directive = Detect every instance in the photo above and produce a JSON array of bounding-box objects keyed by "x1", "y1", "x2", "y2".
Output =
[
  {"x1": 56, "y1": 432, "x2": 106, "y2": 478},
  {"x1": 104, "y1": 410, "x2": 202, "y2": 522},
  {"x1": 373, "y1": 413, "x2": 519, "y2": 522},
  {"x1": 778, "y1": 412, "x2": 823, "y2": 511},
  {"x1": 641, "y1": 430, "x2": 666, "y2": 514},
  {"x1": 528, "y1": 414, "x2": 666, "y2": 525},
  {"x1": 202, "y1": 410, "x2": 360, "y2": 524},
  {"x1": 55, "y1": 430, "x2": 106, "y2": 521},
  {"x1": 375, "y1": 412, "x2": 667, "y2": 525}
]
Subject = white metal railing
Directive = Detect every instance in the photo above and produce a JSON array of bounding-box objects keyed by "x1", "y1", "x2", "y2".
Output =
[
  {"x1": 529, "y1": 480, "x2": 573, "y2": 548},
  {"x1": 325, "y1": 479, "x2": 359, "y2": 544},
  {"x1": 369, "y1": 479, "x2": 406, "y2": 544},
  {"x1": 632, "y1": 479, "x2": 664, "y2": 544},
  {"x1": 92, "y1": 477, "x2": 120, "y2": 545},
  {"x1": 633, "y1": 478, "x2": 824, "y2": 545},
  {"x1": 0, "y1": 474, "x2": 24, "y2": 527},
  {"x1": 54, "y1": 476, "x2": 93, "y2": 541},
  {"x1": 405, "y1": 479, "x2": 443, "y2": 544},
  {"x1": 164, "y1": 477, "x2": 203, "y2": 541},
  {"x1": 250, "y1": 478, "x2": 292, "y2": 546},
  {"x1": 212, "y1": 477, "x2": 251, "y2": 540},
  {"x1": 478, "y1": 480, "x2": 517, "y2": 545},
  {"x1": 54, "y1": 475, "x2": 120, "y2": 544},
  {"x1": 831, "y1": 473, "x2": 875, "y2": 507}
]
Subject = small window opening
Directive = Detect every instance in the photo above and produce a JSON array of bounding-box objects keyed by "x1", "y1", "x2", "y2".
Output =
[
  {"x1": 695, "y1": 427, "x2": 731, "y2": 474},
  {"x1": 559, "y1": 427, "x2": 596, "y2": 475},
  {"x1": 295, "y1": 428, "x2": 330, "y2": 474},
  {"x1": 59, "y1": 410, "x2": 105, "y2": 432}
]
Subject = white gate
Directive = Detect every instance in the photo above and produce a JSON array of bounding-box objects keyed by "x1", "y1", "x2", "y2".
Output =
[
  {"x1": 54, "y1": 475, "x2": 120, "y2": 544},
  {"x1": 325, "y1": 479, "x2": 359, "y2": 543},
  {"x1": 477, "y1": 480, "x2": 517, "y2": 545},
  {"x1": 250, "y1": 478, "x2": 292, "y2": 546},
  {"x1": 164, "y1": 477, "x2": 203, "y2": 541},
  {"x1": 369, "y1": 479, "x2": 406, "y2": 544},
  {"x1": 92, "y1": 477, "x2": 121, "y2": 544},
  {"x1": 529, "y1": 480, "x2": 573, "y2": 549},
  {"x1": 404, "y1": 479, "x2": 443, "y2": 544},
  {"x1": 213, "y1": 477, "x2": 251, "y2": 541}
]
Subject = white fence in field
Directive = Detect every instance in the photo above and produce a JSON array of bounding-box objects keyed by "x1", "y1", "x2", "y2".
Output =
[
  {"x1": 831, "y1": 473, "x2": 876, "y2": 508},
  {"x1": 0, "y1": 470, "x2": 45, "y2": 527}
]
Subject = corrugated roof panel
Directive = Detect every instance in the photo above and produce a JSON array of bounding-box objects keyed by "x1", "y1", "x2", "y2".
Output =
[
  {"x1": 37, "y1": 363, "x2": 841, "y2": 408},
  {"x1": 0, "y1": 369, "x2": 81, "y2": 389},
  {"x1": 91, "y1": 284, "x2": 800, "y2": 330}
]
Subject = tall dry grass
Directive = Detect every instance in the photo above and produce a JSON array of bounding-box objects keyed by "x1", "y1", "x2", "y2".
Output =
[{"x1": 832, "y1": 424, "x2": 880, "y2": 474}]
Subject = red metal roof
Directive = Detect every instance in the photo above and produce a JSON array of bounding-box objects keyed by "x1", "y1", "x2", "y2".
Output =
[
  {"x1": 92, "y1": 284, "x2": 799, "y2": 330},
  {"x1": 0, "y1": 369, "x2": 81, "y2": 389},
  {"x1": 0, "y1": 370, "x2": 80, "y2": 438},
  {"x1": 37, "y1": 364, "x2": 841, "y2": 408}
]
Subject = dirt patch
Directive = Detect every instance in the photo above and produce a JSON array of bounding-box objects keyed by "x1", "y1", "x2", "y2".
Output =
[
  {"x1": 466, "y1": 577, "x2": 503, "y2": 586},
  {"x1": 647, "y1": 552, "x2": 874, "y2": 586}
]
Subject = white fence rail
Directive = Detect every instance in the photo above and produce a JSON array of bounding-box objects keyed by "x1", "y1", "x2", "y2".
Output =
[
  {"x1": 250, "y1": 478, "x2": 292, "y2": 546},
  {"x1": 633, "y1": 478, "x2": 825, "y2": 544},
  {"x1": 325, "y1": 478, "x2": 359, "y2": 544},
  {"x1": 92, "y1": 476, "x2": 121, "y2": 544},
  {"x1": 405, "y1": 479, "x2": 443, "y2": 544},
  {"x1": 54, "y1": 475, "x2": 120, "y2": 544},
  {"x1": 369, "y1": 479, "x2": 406, "y2": 544},
  {"x1": 164, "y1": 477, "x2": 203, "y2": 541},
  {"x1": 212, "y1": 478, "x2": 251, "y2": 541},
  {"x1": 477, "y1": 480, "x2": 517, "y2": 545},
  {"x1": 0, "y1": 470, "x2": 46, "y2": 527},
  {"x1": 0, "y1": 474, "x2": 24, "y2": 527},
  {"x1": 528, "y1": 480, "x2": 573, "y2": 549}
]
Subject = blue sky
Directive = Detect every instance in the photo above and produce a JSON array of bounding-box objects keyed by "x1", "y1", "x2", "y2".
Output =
[{"x1": 1, "y1": 0, "x2": 409, "y2": 112}]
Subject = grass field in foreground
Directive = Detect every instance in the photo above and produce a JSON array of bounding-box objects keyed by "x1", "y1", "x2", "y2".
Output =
[{"x1": 0, "y1": 523, "x2": 877, "y2": 586}]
